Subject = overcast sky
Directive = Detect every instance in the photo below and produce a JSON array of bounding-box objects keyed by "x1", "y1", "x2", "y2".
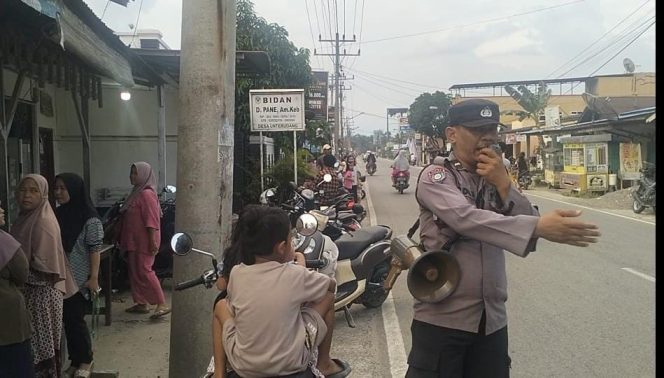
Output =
[{"x1": 85, "y1": 0, "x2": 656, "y2": 136}]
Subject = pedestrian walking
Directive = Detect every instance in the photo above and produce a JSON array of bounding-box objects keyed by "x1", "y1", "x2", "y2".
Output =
[
  {"x1": 119, "y1": 162, "x2": 170, "y2": 320},
  {"x1": 54, "y1": 173, "x2": 103, "y2": 378}
]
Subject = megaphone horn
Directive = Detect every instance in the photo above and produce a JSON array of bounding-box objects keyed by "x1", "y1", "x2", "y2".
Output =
[{"x1": 390, "y1": 235, "x2": 461, "y2": 303}]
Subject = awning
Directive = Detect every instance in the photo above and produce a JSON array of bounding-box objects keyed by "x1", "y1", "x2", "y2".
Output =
[{"x1": 20, "y1": 0, "x2": 135, "y2": 87}]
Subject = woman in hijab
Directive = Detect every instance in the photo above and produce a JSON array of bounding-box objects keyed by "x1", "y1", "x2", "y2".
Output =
[
  {"x1": 0, "y1": 204, "x2": 34, "y2": 378},
  {"x1": 10, "y1": 174, "x2": 78, "y2": 378},
  {"x1": 391, "y1": 150, "x2": 411, "y2": 186},
  {"x1": 119, "y1": 162, "x2": 170, "y2": 319},
  {"x1": 54, "y1": 173, "x2": 103, "y2": 378}
]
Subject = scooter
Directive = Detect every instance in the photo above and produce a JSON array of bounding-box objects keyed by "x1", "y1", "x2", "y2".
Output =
[
  {"x1": 517, "y1": 171, "x2": 532, "y2": 190},
  {"x1": 297, "y1": 213, "x2": 394, "y2": 327},
  {"x1": 393, "y1": 170, "x2": 410, "y2": 194},
  {"x1": 366, "y1": 161, "x2": 377, "y2": 176}
]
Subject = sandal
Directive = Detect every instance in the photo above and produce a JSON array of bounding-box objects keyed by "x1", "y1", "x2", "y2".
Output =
[
  {"x1": 74, "y1": 362, "x2": 93, "y2": 378},
  {"x1": 125, "y1": 304, "x2": 150, "y2": 314},
  {"x1": 149, "y1": 307, "x2": 172, "y2": 320},
  {"x1": 324, "y1": 359, "x2": 351, "y2": 378}
]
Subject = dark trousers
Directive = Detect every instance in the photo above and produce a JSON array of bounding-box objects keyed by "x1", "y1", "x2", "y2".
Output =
[
  {"x1": 63, "y1": 292, "x2": 94, "y2": 366},
  {"x1": 0, "y1": 339, "x2": 35, "y2": 378},
  {"x1": 406, "y1": 313, "x2": 511, "y2": 378}
]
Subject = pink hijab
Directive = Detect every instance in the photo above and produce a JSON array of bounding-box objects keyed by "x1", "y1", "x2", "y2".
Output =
[
  {"x1": 0, "y1": 230, "x2": 21, "y2": 271},
  {"x1": 9, "y1": 174, "x2": 78, "y2": 297},
  {"x1": 121, "y1": 161, "x2": 158, "y2": 213}
]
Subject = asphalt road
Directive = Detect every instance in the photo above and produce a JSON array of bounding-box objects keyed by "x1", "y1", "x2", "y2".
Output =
[{"x1": 332, "y1": 158, "x2": 655, "y2": 378}]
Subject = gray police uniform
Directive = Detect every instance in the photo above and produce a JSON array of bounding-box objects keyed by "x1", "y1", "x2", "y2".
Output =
[{"x1": 415, "y1": 153, "x2": 540, "y2": 335}]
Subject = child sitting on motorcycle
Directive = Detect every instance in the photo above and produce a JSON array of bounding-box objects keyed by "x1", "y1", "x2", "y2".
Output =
[{"x1": 212, "y1": 205, "x2": 349, "y2": 378}]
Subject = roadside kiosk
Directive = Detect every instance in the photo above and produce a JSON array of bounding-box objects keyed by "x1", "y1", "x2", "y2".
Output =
[{"x1": 558, "y1": 134, "x2": 621, "y2": 194}]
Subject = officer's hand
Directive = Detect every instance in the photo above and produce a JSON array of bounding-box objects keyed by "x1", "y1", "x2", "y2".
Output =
[
  {"x1": 534, "y1": 209, "x2": 601, "y2": 247},
  {"x1": 476, "y1": 148, "x2": 511, "y2": 190}
]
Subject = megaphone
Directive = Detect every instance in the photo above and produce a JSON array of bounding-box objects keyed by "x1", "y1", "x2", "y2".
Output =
[{"x1": 386, "y1": 235, "x2": 461, "y2": 303}]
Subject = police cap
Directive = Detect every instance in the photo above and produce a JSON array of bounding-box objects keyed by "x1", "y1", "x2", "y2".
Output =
[{"x1": 448, "y1": 99, "x2": 504, "y2": 128}]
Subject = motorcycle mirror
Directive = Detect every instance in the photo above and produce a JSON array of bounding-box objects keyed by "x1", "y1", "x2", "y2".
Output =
[
  {"x1": 323, "y1": 174, "x2": 332, "y2": 183},
  {"x1": 334, "y1": 161, "x2": 339, "y2": 168},
  {"x1": 266, "y1": 189, "x2": 276, "y2": 198},
  {"x1": 171, "y1": 232, "x2": 193, "y2": 256},
  {"x1": 165, "y1": 185, "x2": 177, "y2": 193},
  {"x1": 295, "y1": 213, "x2": 318, "y2": 237},
  {"x1": 301, "y1": 189, "x2": 315, "y2": 200}
]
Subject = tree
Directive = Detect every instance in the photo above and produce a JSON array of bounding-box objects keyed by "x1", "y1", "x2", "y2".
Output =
[
  {"x1": 233, "y1": 0, "x2": 320, "y2": 207},
  {"x1": 503, "y1": 81, "x2": 551, "y2": 127},
  {"x1": 504, "y1": 81, "x2": 551, "y2": 158},
  {"x1": 407, "y1": 91, "x2": 452, "y2": 137}
]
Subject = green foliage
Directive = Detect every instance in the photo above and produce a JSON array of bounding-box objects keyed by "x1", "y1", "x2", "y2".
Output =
[
  {"x1": 504, "y1": 82, "x2": 551, "y2": 126},
  {"x1": 350, "y1": 134, "x2": 376, "y2": 153},
  {"x1": 266, "y1": 149, "x2": 317, "y2": 188},
  {"x1": 407, "y1": 91, "x2": 452, "y2": 136},
  {"x1": 235, "y1": 0, "x2": 314, "y2": 135},
  {"x1": 305, "y1": 120, "x2": 333, "y2": 149}
]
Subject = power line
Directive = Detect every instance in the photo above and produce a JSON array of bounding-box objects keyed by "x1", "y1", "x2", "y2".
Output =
[
  {"x1": 546, "y1": 0, "x2": 652, "y2": 78},
  {"x1": 129, "y1": 0, "x2": 145, "y2": 48},
  {"x1": 362, "y1": 0, "x2": 584, "y2": 44},
  {"x1": 564, "y1": 19, "x2": 655, "y2": 94},
  {"x1": 100, "y1": 0, "x2": 111, "y2": 20},
  {"x1": 354, "y1": 73, "x2": 425, "y2": 96},
  {"x1": 347, "y1": 67, "x2": 445, "y2": 91},
  {"x1": 587, "y1": 20, "x2": 655, "y2": 77},
  {"x1": 304, "y1": 0, "x2": 324, "y2": 68},
  {"x1": 558, "y1": 15, "x2": 655, "y2": 78}
]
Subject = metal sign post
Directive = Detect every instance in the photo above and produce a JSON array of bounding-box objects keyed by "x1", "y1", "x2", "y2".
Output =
[
  {"x1": 249, "y1": 89, "x2": 306, "y2": 190},
  {"x1": 293, "y1": 131, "x2": 298, "y2": 185},
  {"x1": 259, "y1": 131, "x2": 264, "y2": 192}
]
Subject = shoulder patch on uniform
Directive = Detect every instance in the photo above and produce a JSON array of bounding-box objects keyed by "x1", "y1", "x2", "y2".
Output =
[{"x1": 427, "y1": 167, "x2": 446, "y2": 183}]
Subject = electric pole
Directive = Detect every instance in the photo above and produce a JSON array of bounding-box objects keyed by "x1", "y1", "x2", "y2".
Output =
[
  {"x1": 170, "y1": 1, "x2": 236, "y2": 376},
  {"x1": 315, "y1": 33, "x2": 359, "y2": 156}
]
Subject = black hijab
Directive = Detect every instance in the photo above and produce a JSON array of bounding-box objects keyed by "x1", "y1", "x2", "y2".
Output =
[{"x1": 54, "y1": 173, "x2": 99, "y2": 254}]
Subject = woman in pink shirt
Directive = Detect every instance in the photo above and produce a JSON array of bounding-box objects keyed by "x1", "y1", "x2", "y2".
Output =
[{"x1": 120, "y1": 162, "x2": 170, "y2": 319}]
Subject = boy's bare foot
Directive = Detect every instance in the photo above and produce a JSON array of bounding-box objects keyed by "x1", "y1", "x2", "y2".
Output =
[{"x1": 317, "y1": 358, "x2": 350, "y2": 377}]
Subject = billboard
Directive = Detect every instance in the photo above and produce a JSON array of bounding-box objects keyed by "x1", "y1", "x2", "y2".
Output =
[
  {"x1": 249, "y1": 89, "x2": 305, "y2": 132},
  {"x1": 306, "y1": 71, "x2": 329, "y2": 122}
]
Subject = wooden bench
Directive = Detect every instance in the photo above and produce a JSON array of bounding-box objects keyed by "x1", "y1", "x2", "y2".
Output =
[{"x1": 90, "y1": 244, "x2": 115, "y2": 326}]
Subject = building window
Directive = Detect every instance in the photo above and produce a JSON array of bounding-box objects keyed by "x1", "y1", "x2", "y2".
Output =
[{"x1": 140, "y1": 39, "x2": 160, "y2": 49}]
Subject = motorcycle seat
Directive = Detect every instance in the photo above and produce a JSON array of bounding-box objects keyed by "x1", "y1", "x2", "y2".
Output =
[
  {"x1": 336, "y1": 211, "x2": 358, "y2": 222},
  {"x1": 336, "y1": 225, "x2": 391, "y2": 261}
]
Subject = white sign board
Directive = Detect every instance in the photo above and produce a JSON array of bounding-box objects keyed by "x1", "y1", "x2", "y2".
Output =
[
  {"x1": 250, "y1": 89, "x2": 305, "y2": 132},
  {"x1": 545, "y1": 106, "x2": 561, "y2": 127}
]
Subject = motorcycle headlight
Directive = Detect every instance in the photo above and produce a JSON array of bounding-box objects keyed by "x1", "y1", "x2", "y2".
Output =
[{"x1": 303, "y1": 238, "x2": 317, "y2": 256}]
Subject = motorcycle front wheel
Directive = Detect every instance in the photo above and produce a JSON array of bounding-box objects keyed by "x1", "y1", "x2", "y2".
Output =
[
  {"x1": 633, "y1": 200, "x2": 646, "y2": 214},
  {"x1": 360, "y1": 260, "x2": 391, "y2": 308}
]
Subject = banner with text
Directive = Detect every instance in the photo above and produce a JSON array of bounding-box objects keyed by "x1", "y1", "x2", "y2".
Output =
[
  {"x1": 306, "y1": 71, "x2": 329, "y2": 122},
  {"x1": 250, "y1": 89, "x2": 305, "y2": 132}
]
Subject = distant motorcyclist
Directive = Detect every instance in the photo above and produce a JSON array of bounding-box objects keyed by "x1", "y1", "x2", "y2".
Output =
[
  {"x1": 365, "y1": 151, "x2": 377, "y2": 174},
  {"x1": 516, "y1": 152, "x2": 528, "y2": 176},
  {"x1": 391, "y1": 150, "x2": 411, "y2": 186}
]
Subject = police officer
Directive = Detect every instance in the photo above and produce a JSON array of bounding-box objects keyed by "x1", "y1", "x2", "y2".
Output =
[{"x1": 407, "y1": 98, "x2": 600, "y2": 377}]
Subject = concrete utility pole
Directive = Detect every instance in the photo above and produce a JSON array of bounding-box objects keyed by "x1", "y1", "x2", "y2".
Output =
[
  {"x1": 170, "y1": 1, "x2": 236, "y2": 376},
  {"x1": 316, "y1": 33, "x2": 359, "y2": 155}
]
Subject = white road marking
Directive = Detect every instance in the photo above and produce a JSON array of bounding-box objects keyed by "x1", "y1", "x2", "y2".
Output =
[
  {"x1": 621, "y1": 268, "x2": 656, "y2": 282},
  {"x1": 363, "y1": 178, "x2": 409, "y2": 377},
  {"x1": 526, "y1": 192, "x2": 656, "y2": 226}
]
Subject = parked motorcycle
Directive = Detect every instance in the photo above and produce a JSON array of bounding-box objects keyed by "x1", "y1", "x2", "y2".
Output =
[
  {"x1": 100, "y1": 185, "x2": 177, "y2": 291},
  {"x1": 631, "y1": 161, "x2": 656, "y2": 214}
]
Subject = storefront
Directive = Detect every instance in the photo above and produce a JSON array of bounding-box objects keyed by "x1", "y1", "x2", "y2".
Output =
[{"x1": 559, "y1": 134, "x2": 620, "y2": 193}]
